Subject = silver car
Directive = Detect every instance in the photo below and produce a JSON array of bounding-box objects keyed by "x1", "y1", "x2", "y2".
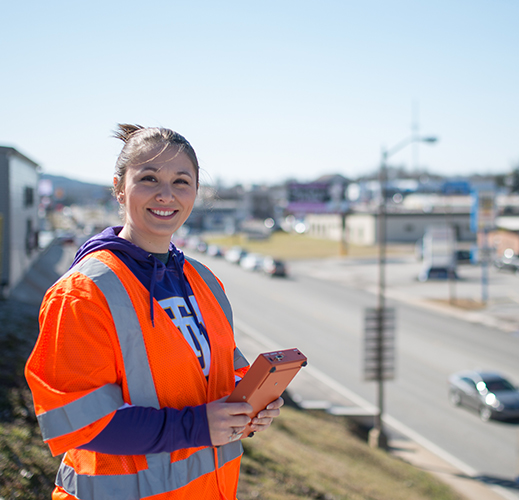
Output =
[{"x1": 448, "y1": 370, "x2": 519, "y2": 422}]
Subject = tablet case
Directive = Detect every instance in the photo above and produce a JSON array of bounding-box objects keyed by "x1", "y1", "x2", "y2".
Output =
[{"x1": 227, "y1": 348, "x2": 307, "y2": 439}]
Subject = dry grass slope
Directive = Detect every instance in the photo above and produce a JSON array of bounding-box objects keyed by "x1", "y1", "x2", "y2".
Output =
[
  {"x1": 0, "y1": 301, "x2": 61, "y2": 499},
  {"x1": 238, "y1": 407, "x2": 463, "y2": 500}
]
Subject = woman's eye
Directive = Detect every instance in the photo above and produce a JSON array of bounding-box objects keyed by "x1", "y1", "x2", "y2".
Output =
[{"x1": 141, "y1": 175, "x2": 156, "y2": 182}]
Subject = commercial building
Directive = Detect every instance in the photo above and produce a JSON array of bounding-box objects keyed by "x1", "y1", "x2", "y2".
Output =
[
  {"x1": 0, "y1": 146, "x2": 40, "y2": 297},
  {"x1": 305, "y1": 210, "x2": 474, "y2": 246}
]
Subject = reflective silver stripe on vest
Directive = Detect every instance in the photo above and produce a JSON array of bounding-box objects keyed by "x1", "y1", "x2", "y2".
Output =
[
  {"x1": 75, "y1": 258, "x2": 160, "y2": 409},
  {"x1": 55, "y1": 256, "x2": 242, "y2": 499},
  {"x1": 38, "y1": 384, "x2": 123, "y2": 441},
  {"x1": 234, "y1": 347, "x2": 249, "y2": 370},
  {"x1": 185, "y1": 257, "x2": 246, "y2": 371},
  {"x1": 56, "y1": 441, "x2": 242, "y2": 500},
  {"x1": 185, "y1": 256, "x2": 233, "y2": 330}
]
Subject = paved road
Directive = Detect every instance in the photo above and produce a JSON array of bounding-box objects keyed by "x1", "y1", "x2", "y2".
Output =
[{"x1": 193, "y1": 251, "x2": 519, "y2": 500}]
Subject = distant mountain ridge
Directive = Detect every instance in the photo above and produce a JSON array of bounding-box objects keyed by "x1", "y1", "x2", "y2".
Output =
[{"x1": 41, "y1": 173, "x2": 113, "y2": 205}]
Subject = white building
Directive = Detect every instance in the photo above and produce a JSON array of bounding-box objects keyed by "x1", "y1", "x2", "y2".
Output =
[
  {"x1": 0, "y1": 146, "x2": 40, "y2": 297},
  {"x1": 305, "y1": 210, "x2": 474, "y2": 246}
]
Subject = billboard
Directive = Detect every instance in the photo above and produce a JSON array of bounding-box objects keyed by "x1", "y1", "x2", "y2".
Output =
[{"x1": 286, "y1": 182, "x2": 347, "y2": 214}]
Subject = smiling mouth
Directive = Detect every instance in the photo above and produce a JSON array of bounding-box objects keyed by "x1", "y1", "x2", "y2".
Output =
[{"x1": 149, "y1": 209, "x2": 177, "y2": 217}]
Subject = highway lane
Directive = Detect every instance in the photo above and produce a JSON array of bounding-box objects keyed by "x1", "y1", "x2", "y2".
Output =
[
  {"x1": 390, "y1": 305, "x2": 519, "y2": 479},
  {"x1": 191, "y1": 251, "x2": 519, "y2": 496}
]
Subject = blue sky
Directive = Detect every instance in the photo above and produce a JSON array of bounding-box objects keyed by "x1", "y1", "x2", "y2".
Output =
[{"x1": 1, "y1": 0, "x2": 517, "y2": 186}]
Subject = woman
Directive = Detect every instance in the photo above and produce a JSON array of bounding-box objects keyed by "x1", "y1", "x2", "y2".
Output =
[{"x1": 25, "y1": 124, "x2": 283, "y2": 499}]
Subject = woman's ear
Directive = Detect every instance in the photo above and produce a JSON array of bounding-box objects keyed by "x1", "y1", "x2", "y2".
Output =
[{"x1": 114, "y1": 177, "x2": 125, "y2": 203}]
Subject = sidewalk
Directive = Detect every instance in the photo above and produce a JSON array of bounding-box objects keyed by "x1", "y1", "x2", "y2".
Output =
[{"x1": 8, "y1": 240, "x2": 77, "y2": 306}]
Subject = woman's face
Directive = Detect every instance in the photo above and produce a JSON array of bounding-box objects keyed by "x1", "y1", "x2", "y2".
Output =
[{"x1": 116, "y1": 145, "x2": 198, "y2": 253}]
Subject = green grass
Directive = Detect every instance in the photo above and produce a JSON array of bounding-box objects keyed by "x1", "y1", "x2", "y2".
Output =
[
  {"x1": 205, "y1": 232, "x2": 414, "y2": 260},
  {"x1": 0, "y1": 298, "x2": 460, "y2": 500}
]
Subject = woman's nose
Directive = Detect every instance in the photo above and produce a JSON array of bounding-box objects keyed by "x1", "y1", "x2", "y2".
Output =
[{"x1": 156, "y1": 183, "x2": 175, "y2": 202}]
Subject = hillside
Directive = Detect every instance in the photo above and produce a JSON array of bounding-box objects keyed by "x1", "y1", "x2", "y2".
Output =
[{"x1": 41, "y1": 173, "x2": 112, "y2": 205}]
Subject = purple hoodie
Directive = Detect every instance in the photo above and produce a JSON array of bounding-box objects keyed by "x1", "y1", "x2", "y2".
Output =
[{"x1": 74, "y1": 227, "x2": 212, "y2": 454}]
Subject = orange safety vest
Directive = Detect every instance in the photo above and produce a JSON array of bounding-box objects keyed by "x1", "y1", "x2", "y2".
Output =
[{"x1": 25, "y1": 250, "x2": 249, "y2": 500}]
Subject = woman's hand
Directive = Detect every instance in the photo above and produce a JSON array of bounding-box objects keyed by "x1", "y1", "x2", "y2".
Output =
[
  {"x1": 206, "y1": 396, "x2": 285, "y2": 445},
  {"x1": 248, "y1": 396, "x2": 284, "y2": 434},
  {"x1": 206, "y1": 398, "x2": 252, "y2": 446}
]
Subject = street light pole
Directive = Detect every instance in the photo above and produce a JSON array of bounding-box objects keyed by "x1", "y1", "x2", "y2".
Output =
[
  {"x1": 378, "y1": 147, "x2": 389, "y2": 316},
  {"x1": 368, "y1": 147, "x2": 389, "y2": 449},
  {"x1": 368, "y1": 135, "x2": 438, "y2": 449}
]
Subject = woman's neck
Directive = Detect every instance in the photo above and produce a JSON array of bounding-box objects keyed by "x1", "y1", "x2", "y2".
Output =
[{"x1": 118, "y1": 226, "x2": 170, "y2": 254}]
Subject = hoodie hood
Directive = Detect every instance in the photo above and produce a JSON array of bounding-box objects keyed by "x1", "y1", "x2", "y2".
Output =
[
  {"x1": 72, "y1": 226, "x2": 185, "y2": 270},
  {"x1": 72, "y1": 226, "x2": 187, "y2": 326}
]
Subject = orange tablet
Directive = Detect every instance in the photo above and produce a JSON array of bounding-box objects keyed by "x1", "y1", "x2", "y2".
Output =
[{"x1": 227, "y1": 348, "x2": 307, "y2": 439}]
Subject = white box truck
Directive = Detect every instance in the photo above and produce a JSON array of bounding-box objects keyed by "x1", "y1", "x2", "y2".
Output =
[{"x1": 418, "y1": 225, "x2": 457, "y2": 281}]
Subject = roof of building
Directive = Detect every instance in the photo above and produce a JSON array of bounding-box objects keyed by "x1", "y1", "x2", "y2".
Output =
[{"x1": 0, "y1": 146, "x2": 40, "y2": 168}]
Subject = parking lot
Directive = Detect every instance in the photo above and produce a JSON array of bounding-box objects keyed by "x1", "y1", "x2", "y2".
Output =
[{"x1": 288, "y1": 254, "x2": 519, "y2": 334}]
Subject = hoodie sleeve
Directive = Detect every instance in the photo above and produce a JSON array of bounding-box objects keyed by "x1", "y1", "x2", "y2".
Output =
[{"x1": 77, "y1": 404, "x2": 212, "y2": 455}]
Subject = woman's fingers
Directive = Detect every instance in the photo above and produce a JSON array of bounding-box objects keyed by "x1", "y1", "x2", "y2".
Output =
[
  {"x1": 250, "y1": 396, "x2": 284, "y2": 433},
  {"x1": 206, "y1": 399, "x2": 252, "y2": 446}
]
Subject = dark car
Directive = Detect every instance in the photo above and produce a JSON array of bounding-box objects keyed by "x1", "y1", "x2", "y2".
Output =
[
  {"x1": 262, "y1": 256, "x2": 287, "y2": 277},
  {"x1": 448, "y1": 370, "x2": 519, "y2": 422},
  {"x1": 455, "y1": 249, "x2": 472, "y2": 264},
  {"x1": 493, "y1": 256, "x2": 519, "y2": 273},
  {"x1": 418, "y1": 266, "x2": 457, "y2": 282}
]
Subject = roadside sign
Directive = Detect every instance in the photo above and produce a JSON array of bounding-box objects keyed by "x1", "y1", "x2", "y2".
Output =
[
  {"x1": 471, "y1": 189, "x2": 496, "y2": 233},
  {"x1": 363, "y1": 307, "x2": 396, "y2": 381}
]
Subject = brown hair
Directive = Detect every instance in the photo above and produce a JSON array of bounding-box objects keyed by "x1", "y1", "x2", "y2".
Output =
[{"x1": 112, "y1": 124, "x2": 199, "y2": 197}]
